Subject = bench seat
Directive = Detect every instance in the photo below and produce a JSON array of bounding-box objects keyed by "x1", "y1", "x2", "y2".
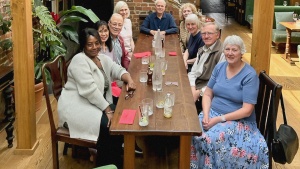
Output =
[{"x1": 272, "y1": 29, "x2": 300, "y2": 44}]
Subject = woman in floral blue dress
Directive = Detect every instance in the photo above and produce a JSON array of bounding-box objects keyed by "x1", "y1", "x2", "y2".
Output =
[{"x1": 190, "y1": 35, "x2": 269, "y2": 169}]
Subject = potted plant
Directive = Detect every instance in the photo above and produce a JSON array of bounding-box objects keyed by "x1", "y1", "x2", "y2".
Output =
[
  {"x1": 32, "y1": 4, "x2": 99, "y2": 111},
  {"x1": 0, "y1": 3, "x2": 13, "y2": 60}
]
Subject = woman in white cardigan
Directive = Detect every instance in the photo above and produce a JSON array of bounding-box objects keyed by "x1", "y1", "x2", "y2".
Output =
[{"x1": 57, "y1": 28, "x2": 136, "y2": 168}]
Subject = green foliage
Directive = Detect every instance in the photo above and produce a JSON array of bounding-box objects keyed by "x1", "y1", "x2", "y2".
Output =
[
  {"x1": 0, "y1": 4, "x2": 13, "y2": 51},
  {"x1": 32, "y1": 5, "x2": 100, "y2": 82},
  {"x1": 58, "y1": 6, "x2": 100, "y2": 44}
]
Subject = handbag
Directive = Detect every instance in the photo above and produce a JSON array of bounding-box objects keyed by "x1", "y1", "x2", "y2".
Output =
[{"x1": 272, "y1": 94, "x2": 299, "y2": 164}]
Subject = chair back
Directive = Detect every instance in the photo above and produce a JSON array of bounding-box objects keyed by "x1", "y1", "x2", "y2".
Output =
[
  {"x1": 255, "y1": 71, "x2": 282, "y2": 168},
  {"x1": 42, "y1": 55, "x2": 67, "y2": 135}
]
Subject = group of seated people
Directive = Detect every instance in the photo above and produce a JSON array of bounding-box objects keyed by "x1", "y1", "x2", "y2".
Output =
[{"x1": 57, "y1": 0, "x2": 269, "y2": 168}]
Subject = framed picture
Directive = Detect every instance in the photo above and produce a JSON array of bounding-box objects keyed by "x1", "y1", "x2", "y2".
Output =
[{"x1": 51, "y1": 0, "x2": 74, "y2": 15}]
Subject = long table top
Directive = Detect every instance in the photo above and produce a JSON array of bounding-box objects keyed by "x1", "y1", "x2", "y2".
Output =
[{"x1": 110, "y1": 34, "x2": 201, "y2": 136}]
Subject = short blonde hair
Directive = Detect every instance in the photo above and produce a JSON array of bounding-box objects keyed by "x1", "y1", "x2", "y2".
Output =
[
  {"x1": 185, "y1": 14, "x2": 201, "y2": 29},
  {"x1": 114, "y1": 1, "x2": 130, "y2": 18},
  {"x1": 179, "y1": 3, "x2": 197, "y2": 20},
  {"x1": 223, "y1": 35, "x2": 246, "y2": 54},
  {"x1": 155, "y1": 0, "x2": 166, "y2": 6}
]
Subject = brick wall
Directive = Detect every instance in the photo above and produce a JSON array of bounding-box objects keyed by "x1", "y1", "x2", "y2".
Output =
[
  {"x1": 0, "y1": 0, "x2": 13, "y2": 66},
  {"x1": 114, "y1": 0, "x2": 180, "y2": 41}
]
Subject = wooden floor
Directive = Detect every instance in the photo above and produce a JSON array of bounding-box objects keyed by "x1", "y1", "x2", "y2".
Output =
[{"x1": 0, "y1": 13, "x2": 300, "y2": 169}]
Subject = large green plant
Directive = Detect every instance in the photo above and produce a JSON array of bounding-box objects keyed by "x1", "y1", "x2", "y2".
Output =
[{"x1": 33, "y1": 5, "x2": 99, "y2": 83}]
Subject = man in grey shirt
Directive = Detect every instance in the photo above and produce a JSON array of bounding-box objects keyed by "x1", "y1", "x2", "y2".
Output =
[{"x1": 188, "y1": 22, "x2": 226, "y2": 113}]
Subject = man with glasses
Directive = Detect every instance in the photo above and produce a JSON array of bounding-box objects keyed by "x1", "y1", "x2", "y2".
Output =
[
  {"x1": 188, "y1": 22, "x2": 226, "y2": 113},
  {"x1": 108, "y1": 13, "x2": 130, "y2": 70},
  {"x1": 140, "y1": 0, "x2": 178, "y2": 36}
]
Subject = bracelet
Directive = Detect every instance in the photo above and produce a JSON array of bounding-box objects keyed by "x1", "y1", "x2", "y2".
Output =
[{"x1": 105, "y1": 111, "x2": 114, "y2": 114}]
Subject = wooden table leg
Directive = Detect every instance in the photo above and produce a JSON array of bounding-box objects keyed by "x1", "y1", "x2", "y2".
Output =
[
  {"x1": 179, "y1": 135, "x2": 191, "y2": 169},
  {"x1": 283, "y1": 28, "x2": 295, "y2": 65},
  {"x1": 4, "y1": 86, "x2": 15, "y2": 148},
  {"x1": 124, "y1": 135, "x2": 135, "y2": 169}
]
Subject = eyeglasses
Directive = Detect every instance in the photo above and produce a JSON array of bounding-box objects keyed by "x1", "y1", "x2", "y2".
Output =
[
  {"x1": 165, "y1": 81, "x2": 178, "y2": 86},
  {"x1": 125, "y1": 90, "x2": 135, "y2": 100},
  {"x1": 110, "y1": 22, "x2": 123, "y2": 28},
  {"x1": 201, "y1": 32, "x2": 217, "y2": 36}
]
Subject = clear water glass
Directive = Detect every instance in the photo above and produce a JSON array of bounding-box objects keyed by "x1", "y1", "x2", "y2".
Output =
[
  {"x1": 139, "y1": 71, "x2": 148, "y2": 82},
  {"x1": 155, "y1": 90, "x2": 165, "y2": 108},
  {"x1": 142, "y1": 55, "x2": 149, "y2": 64}
]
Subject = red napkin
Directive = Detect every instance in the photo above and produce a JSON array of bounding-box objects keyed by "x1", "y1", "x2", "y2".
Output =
[
  {"x1": 168, "y1": 52, "x2": 177, "y2": 56},
  {"x1": 111, "y1": 81, "x2": 121, "y2": 97},
  {"x1": 119, "y1": 109, "x2": 136, "y2": 124},
  {"x1": 133, "y1": 51, "x2": 151, "y2": 58}
]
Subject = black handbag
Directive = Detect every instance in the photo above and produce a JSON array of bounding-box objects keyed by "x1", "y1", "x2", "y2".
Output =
[{"x1": 272, "y1": 94, "x2": 299, "y2": 164}]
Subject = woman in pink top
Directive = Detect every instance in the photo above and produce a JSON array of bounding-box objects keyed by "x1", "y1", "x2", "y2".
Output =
[{"x1": 114, "y1": 1, "x2": 135, "y2": 59}]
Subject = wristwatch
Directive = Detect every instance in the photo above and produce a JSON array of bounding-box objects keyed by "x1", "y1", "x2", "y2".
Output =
[
  {"x1": 221, "y1": 115, "x2": 226, "y2": 122},
  {"x1": 199, "y1": 87, "x2": 206, "y2": 97}
]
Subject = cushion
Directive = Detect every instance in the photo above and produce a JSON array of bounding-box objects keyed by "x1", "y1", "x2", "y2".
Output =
[
  {"x1": 275, "y1": 12, "x2": 294, "y2": 30},
  {"x1": 272, "y1": 29, "x2": 300, "y2": 43}
]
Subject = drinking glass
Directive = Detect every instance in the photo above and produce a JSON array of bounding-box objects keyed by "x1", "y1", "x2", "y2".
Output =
[
  {"x1": 295, "y1": 2, "x2": 299, "y2": 6},
  {"x1": 160, "y1": 48, "x2": 165, "y2": 58},
  {"x1": 142, "y1": 55, "x2": 149, "y2": 64},
  {"x1": 165, "y1": 91, "x2": 175, "y2": 106},
  {"x1": 283, "y1": 1, "x2": 287, "y2": 6},
  {"x1": 139, "y1": 71, "x2": 148, "y2": 82},
  {"x1": 161, "y1": 60, "x2": 168, "y2": 75},
  {"x1": 293, "y1": 13, "x2": 298, "y2": 21},
  {"x1": 155, "y1": 90, "x2": 165, "y2": 108},
  {"x1": 142, "y1": 98, "x2": 153, "y2": 116},
  {"x1": 139, "y1": 104, "x2": 149, "y2": 126}
]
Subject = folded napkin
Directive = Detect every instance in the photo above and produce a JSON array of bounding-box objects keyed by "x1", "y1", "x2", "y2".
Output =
[
  {"x1": 168, "y1": 52, "x2": 177, "y2": 56},
  {"x1": 133, "y1": 51, "x2": 151, "y2": 58},
  {"x1": 111, "y1": 81, "x2": 121, "y2": 97},
  {"x1": 119, "y1": 109, "x2": 136, "y2": 124}
]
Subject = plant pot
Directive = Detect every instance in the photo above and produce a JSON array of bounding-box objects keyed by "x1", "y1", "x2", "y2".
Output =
[{"x1": 35, "y1": 81, "x2": 44, "y2": 112}]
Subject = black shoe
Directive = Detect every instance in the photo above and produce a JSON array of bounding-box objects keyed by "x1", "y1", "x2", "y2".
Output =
[{"x1": 122, "y1": 143, "x2": 143, "y2": 154}]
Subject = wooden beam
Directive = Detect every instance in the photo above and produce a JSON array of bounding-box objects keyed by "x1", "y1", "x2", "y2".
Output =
[
  {"x1": 251, "y1": 0, "x2": 274, "y2": 74},
  {"x1": 11, "y1": 0, "x2": 39, "y2": 153}
]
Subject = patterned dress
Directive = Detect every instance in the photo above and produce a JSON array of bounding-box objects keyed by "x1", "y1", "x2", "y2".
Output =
[{"x1": 190, "y1": 62, "x2": 269, "y2": 169}]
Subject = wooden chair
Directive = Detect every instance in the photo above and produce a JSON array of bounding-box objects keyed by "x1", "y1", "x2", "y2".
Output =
[
  {"x1": 42, "y1": 55, "x2": 97, "y2": 169},
  {"x1": 255, "y1": 71, "x2": 282, "y2": 169},
  {"x1": 224, "y1": 0, "x2": 236, "y2": 21}
]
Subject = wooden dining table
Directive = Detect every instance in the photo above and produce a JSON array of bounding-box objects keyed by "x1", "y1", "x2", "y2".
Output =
[
  {"x1": 279, "y1": 22, "x2": 300, "y2": 65},
  {"x1": 110, "y1": 34, "x2": 202, "y2": 169}
]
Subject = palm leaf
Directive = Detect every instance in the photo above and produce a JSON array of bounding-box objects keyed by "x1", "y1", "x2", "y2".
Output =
[{"x1": 60, "y1": 6, "x2": 99, "y2": 23}]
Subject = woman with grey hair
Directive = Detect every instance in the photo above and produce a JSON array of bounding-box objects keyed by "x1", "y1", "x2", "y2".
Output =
[
  {"x1": 114, "y1": 1, "x2": 135, "y2": 59},
  {"x1": 190, "y1": 35, "x2": 269, "y2": 169},
  {"x1": 183, "y1": 13, "x2": 204, "y2": 72},
  {"x1": 179, "y1": 3, "x2": 197, "y2": 53}
]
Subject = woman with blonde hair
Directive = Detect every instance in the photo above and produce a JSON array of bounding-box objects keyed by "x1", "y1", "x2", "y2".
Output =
[
  {"x1": 183, "y1": 13, "x2": 204, "y2": 73},
  {"x1": 179, "y1": 3, "x2": 197, "y2": 53},
  {"x1": 114, "y1": 1, "x2": 135, "y2": 59}
]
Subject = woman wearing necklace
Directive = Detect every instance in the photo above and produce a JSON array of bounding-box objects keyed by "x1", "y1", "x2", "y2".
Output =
[
  {"x1": 114, "y1": 1, "x2": 135, "y2": 59},
  {"x1": 190, "y1": 35, "x2": 268, "y2": 168},
  {"x1": 57, "y1": 28, "x2": 135, "y2": 168}
]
